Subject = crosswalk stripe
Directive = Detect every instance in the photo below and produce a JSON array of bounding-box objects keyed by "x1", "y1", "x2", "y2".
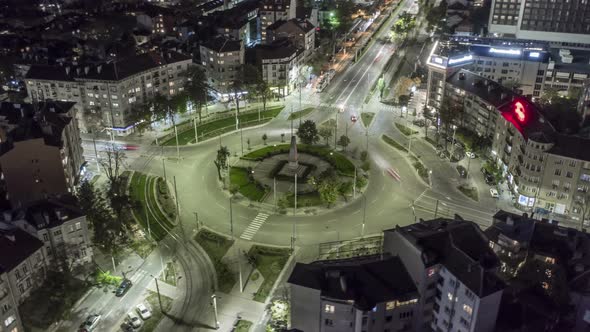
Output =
[{"x1": 239, "y1": 213, "x2": 269, "y2": 240}]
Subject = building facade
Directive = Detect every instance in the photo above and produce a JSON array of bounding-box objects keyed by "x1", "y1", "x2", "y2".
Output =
[
  {"x1": 254, "y1": 40, "x2": 303, "y2": 96},
  {"x1": 200, "y1": 37, "x2": 244, "y2": 99},
  {"x1": 0, "y1": 102, "x2": 84, "y2": 208},
  {"x1": 383, "y1": 219, "x2": 505, "y2": 332},
  {"x1": 488, "y1": 0, "x2": 590, "y2": 46},
  {"x1": 266, "y1": 18, "x2": 315, "y2": 60},
  {"x1": 25, "y1": 51, "x2": 192, "y2": 136},
  {"x1": 0, "y1": 228, "x2": 49, "y2": 332},
  {"x1": 259, "y1": 0, "x2": 296, "y2": 42},
  {"x1": 288, "y1": 256, "x2": 419, "y2": 332}
]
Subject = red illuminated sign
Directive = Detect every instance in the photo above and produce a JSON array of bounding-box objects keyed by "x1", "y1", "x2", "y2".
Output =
[{"x1": 514, "y1": 101, "x2": 526, "y2": 122}]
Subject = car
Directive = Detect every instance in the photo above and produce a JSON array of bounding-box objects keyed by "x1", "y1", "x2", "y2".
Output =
[
  {"x1": 490, "y1": 188, "x2": 500, "y2": 198},
  {"x1": 120, "y1": 322, "x2": 134, "y2": 332},
  {"x1": 136, "y1": 303, "x2": 152, "y2": 320},
  {"x1": 115, "y1": 279, "x2": 132, "y2": 297},
  {"x1": 412, "y1": 119, "x2": 425, "y2": 127},
  {"x1": 456, "y1": 165, "x2": 467, "y2": 178},
  {"x1": 481, "y1": 168, "x2": 495, "y2": 184},
  {"x1": 127, "y1": 311, "x2": 142, "y2": 328},
  {"x1": 466, "y1": 151, "x2": 476, "y2": 159},
  {"x1": 79, "y1": 314, "x2": 101, "y2": 332}
]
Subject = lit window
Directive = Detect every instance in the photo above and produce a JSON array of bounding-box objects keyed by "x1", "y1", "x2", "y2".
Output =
[
  {"x1": 112, "y1": 95, "x2": 118, "y2": 99},
  {"x1": 146, "y1": 83, "x2": 152, "y2": 88},
  {"x1": 135, "y1": 87, "x2": 141, "y2": 92},
  {"x1": 129, "y1": 96, "x2": 136, "y2": 103},
  {"x1": 75, "y1": 222, "x2": 81, "y2": 230},
  {"x1": 545, "y1": 257, "x2": 555, "y2": 264},
  {"x1": 447, "y1": 293, "x2": 453, "y2": 301},
  {"x1": 89, "y1": 101, "x2": 95, "y2": 106},
  {"x1": 87, "y1": 93, "x2": 93, "y2": 97},
  {"x1": 324, "y1": 304, "x2": 335, "y2": 313},
  {"x1": 169, "y1": 81, "x2": 175, "y2": 87},
  {"x1": 102, "y1": 94, "x2": 107, "y2": 98},
  {"x1": 463, "y1": 304, "x2": 473, "y2": 315},
  {"x1": 112, "y1": 103, "x2": 119, "y2": 108},
  {"x1": 386, "y1": 301, "x2": 395, "y2": 310}
]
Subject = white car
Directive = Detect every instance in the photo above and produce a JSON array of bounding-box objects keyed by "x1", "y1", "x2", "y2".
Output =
[
  {"x1": 127, "y1": 311, "x2": 142, "y2": 328},
  {"x1": 466, "y1": 151, "x2": 476, "y2": 159},
  {"x1": 490, "y1": 188, "x2": 500, "y2": 198},
  {"x1": 136, "y1": 303, "x2": 152, "y2": 320}
]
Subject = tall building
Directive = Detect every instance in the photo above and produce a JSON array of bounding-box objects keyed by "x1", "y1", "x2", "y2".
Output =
[
  {"x1": 488, "y1": 0, "x2": 590, "y2": 47},
  {"x1": 5, "y1": 195, "x2": 93, "y2": 270},
  {"x1": 253, "y1": 39, "x2": 303, "y2": 96},
  {"x1": 266, "y1": 18, "x2": 315, "y2": 60},
  {"x1": 383, "y1": 219, "x2": 505, "y2": 332},
  {"x1": 24, "y1": 51, "x2": 192, "y2": 136},
  {"x1": 200, "y1": 37, "x2": 244, "y2": 100},
  {"x1": 259, "y1": 0, "x2": 298, "y2": 43},
  {"x1": 288, "y1": 256, "x2": 419, "y2": 332},
  {"x1": 0, "y1": 227, "x2": 49, "y2": 332},
  {"x1": 0, "y1": 102, "x2": 84, "y2": 208}
]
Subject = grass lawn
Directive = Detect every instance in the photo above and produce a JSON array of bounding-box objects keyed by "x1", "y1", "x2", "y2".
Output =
[
  {"x1": 155, "y1": 177, "x2": 176, "y2": 220},
  {"x1": 361, "y1": 112, "x2": 375, "y2": 127},
  {"x1": 163, "y1": 106, "x2": 284, "y2": 146},
  {"x1": 382, "y1": 135, "x2": 408, "y2": 152},
  {"x1": 230, "y1": 167, "x2": 267, "y2": 201},
  {"x1": 128, "y1": 173, "x2": 175, "y2": 241},
  {"x1": 248, "y1": 245, "x2": 291, "y2": 302},
  {"x1": 143, "y1": 291, "x2": 173, "y2": 332},
  {"x1": 242, "y1": 144, "x2": 355, "y2": 177},
  {"x1": 159, "y1": 261, "x2": 177, "y2": 286},
  {"x1": 395, "y1": 122, "x2": 418, "y2": 136},
  {"x1": 288, "y1": 107, "x2": 314, "y2": 120},
  {"x1": 457, "y1": 185, "x2": 479, "y2": 201},
  {"x1": 129, "y1": 237, "x2": 156, "y2": 258},
  {"x1": 20, "y1": 272, "x2": 90, "y2": 330},
  {"x1": 410, "y1": 156, "x2": 430, "y2": 184},
  {"x1": 234, "y1": 320, "x2": 253, "y2": 332},
  {"x1": 194, "y1": 229, "x2": 236, "y2": 293},
  {"x1": 283, "y1": 191, "x2": 323, "y2": 208}
]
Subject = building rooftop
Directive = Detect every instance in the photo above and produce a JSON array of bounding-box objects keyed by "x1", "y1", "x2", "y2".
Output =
[
  {"x1": 288, "y1": 256, "x2": 417, "y2": 311},
  {"x1": 25, "y1": 51, "x2": 191, "y2": 82},
  {"x1": 548, "y1": 48, "x2": 590, "y2": 75},
  {"x1": 267, "y1": 18, "x2": 314, "y2": 33},
  {"x1": 446, "y1": 69, "x2": 513, "y2": 107},
  {"x1": 546, "y1": 133, "x2": 590, "y2": 161},
  {"x1": 0, "y1": 227, "x2": 43, "y2": 273},
  {"x1": 23, "y1": 194, "x2": 84, "y2": 230},
  {"x1": 201, "y1": 36, "x2": 242, "y2": 53},
  {"x1": 485, "y1": 210, "x2": 536, "y2": 245},
  {"x1": 387, "y1": 218, "x2": 505, "y2": 297},
  {"x1": 0, "y1": 101, "x2": 75, "y2": 152},
  {"x1": 254, "y1": 39, "x2": 301, "y2": 61}
]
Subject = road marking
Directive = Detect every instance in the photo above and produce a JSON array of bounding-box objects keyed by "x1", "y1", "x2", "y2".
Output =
[{"x1": 240, "y1": 213, "x2": 270, "y2": 240}]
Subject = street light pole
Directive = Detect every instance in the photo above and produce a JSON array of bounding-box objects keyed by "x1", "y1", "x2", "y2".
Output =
[
  {"x1": 145, "y1": 201, "x2": 151, "y2": 239},
  {"x1": 240, "y1": 127, "x2": 244, "y2": 155},
  {"x1": 174, "y1": 125, "x2": 180, "y2": 160},
  {"x1": 450, "y1": 125, "x2": 457, "y2": 161},
  {"x1": 151, "y1": 275, "x2": 163, "y2": 313},
  {"x1": 353, "y1": 166, "x2": 357, "y2": 199},
  {"x1": 361, "y1": 194, "x2": 367, "y2": 237},
  {"x1": 334, "y1": 111, "x2": 338, "y2": 148},
  {"x1": 211, "y1": 294, "x2": 220, "y2": 329},
  {"x1": 194, "y1": 117, "x2": 198, "y2": 143},
  {"x1": 194, "y1": 212, "x2": 199, "y2": 231}
]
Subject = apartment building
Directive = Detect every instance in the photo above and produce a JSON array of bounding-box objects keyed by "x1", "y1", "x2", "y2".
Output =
[
  {"x1": 253, "y1": 39, "x2": 303, "y2": 96},
  {"x1": 0, "y1": 227, "x2": 48, "y2": 332},
  {"x1": 200, "y1": 37, "x2": 244, "y2": 99},
  {"x1": 288, "y1": 256, "x2": 419, "y2": 332},
  {"x1": 266, "y1": 18, "x2": 315, "y2": 60},
  {"x1": 259, "y1": 0, "x2": 295, "y2": 42},
  {"x1": 25, "y1": 51, "x2": 192, "y2": 136},
  {"x1": 426, "y1": 38, "x2": 590, "y2": 100},
  {"x1": 0, "y1": 101, "x2": 84, "y2": 208},
  {"x1": 6, "y1": 195, "x2": 92, "y2": 269},
  {"x1": 383, "y1": 219, "x2": 505, "y2": 332},
  {"x1": 488, "y1": 0, "x2": 590, "y2": 46}
]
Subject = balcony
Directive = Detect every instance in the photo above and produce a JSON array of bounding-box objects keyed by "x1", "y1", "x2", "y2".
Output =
[{"x1": 518, "y1": 155, "x2": 524, "y2": 165}]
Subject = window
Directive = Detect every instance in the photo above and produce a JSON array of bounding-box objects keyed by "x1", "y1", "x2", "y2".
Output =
[
  {"x1": 146, "y1": 83, "x2": 152, "y2": 88},
  {"x1": 386, "y1": 301, "x2": 395, "y2": 310},
  {"x1": 22, "y1": 265, "x2": 28, "y2": 274},
  {"x1": 460, "y1": 317, "x2": 469, "y2": 327},
  {"x1": 463, "y1": 304, "x2": 473, "y2": 315},
  {"x1": 15, "y1": 270, "x2": 21, "y2": 279},
  {"x1": 464, "y1": 288, "x2": 475, "y2": 301},
  {"x1": 17, "y1": 284, "x2": 24, "y2": 294},
  {"x1": 447, "y1": 292, "x2": 453, "y2": 301},
  {"x1": 566, "y1": 171, "x2": 573, "y2": 178},
  {"x1": 43, "y1": 233, "x2": 48, "y2": 241},
  {"x1": 555, "y1": 169, "x2": 562, "y2": 176},
  {"x1": 324, "y1": 304, "x2": 335, "y2": 313},
  {"x1": 26, "y1": 278, "x2": 31, "y2": 288},
  {"x1": 76, "y1": 222, "x2": 81, "y2": 230},
  {"x1": 112, "y1": 103, "x2": 119, "y2": 108},
  {"x1": 54, "y1": 230, "x2": 62, "y2": 236}
]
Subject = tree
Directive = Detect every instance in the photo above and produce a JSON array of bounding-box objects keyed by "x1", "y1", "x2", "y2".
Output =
[
  {"x1": 398, "y1": 95, "x2": 410, "y2": 106},
  {"x1": 98, "y1": 143, "x2": 126, "y2": 188},
  {"x1": 214, "y1": 146, "x2": 230, "y2": 180},
  {"x1": 396, "y1": 76, "x2": 419, "y2": 98},
  {"x1": 183, "y1": 66, "x2": 209, "y2": 123},
  {"x1": 151, "y1": 94, "x2": 176, "y2": 127},
  {"x1": 297, "y1": 120, "x2": 319, "y2": 145},
  {"x1": 262, "y1": 133, "x2": 268, "y2": 145},
  {"x1": 318, "y1": 180, "x2": 339, "y2": 207},
  {"x1": 391, "y1": 12, "x2": 416, "y2": 40},
  {"x1": 256, "y1": 80, "x2": 273, "y2": 113},
  {"x1": 338, "y1": 135, "x2": 351, "y2": 150},
  {"x1": 338, "y1": 181, "x2": 353, "y2": 199},
  {"x1": 438, "y1": 99, "x2": 460, "y2": 149},
  {"x1": 83, "y1": 109, "x2": 104, "y2": 134},
  {"x1": 574, "y1": 190, "x2": 590, "y2": 229},
  {"x1": 127, "y1": 103, "x2": 153, "y2": 135},
  {"x1": 319, "y1": 126, "x2": 333, "y2": 146}
]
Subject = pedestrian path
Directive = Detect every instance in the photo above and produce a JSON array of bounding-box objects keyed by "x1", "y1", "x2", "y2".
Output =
[{"x1": 240, "y1": 213, "x2": 269, "y2": 240}]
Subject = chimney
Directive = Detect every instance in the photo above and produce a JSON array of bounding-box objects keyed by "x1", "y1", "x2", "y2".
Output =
[
  {"x1": 65, "y1": 66, "x2": 70, "y2": 75},
  {"x1": 97, "y1": 65, "x2": 102, "y2": 74},
  {"x1": 84, "y1": 66, "x2": 89, "y2": 75},
  {"x1": 76, "y1": 67, "x2": 81, "y2": 75},
  {"x1": 42, "y1": 211, "x2": 50, "y2": 225}
]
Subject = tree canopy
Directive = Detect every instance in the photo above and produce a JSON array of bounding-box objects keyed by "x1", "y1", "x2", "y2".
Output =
[{"x1": 297, "y1": 120, "x2": 320, "y2": 145}]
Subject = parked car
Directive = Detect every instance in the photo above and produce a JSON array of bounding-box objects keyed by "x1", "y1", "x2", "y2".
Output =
[
  {"x1": 136, "y1": 303, "x2": 152, "y2": 320},
  {"x1": 79, "y1": 314, "x2": 101, "y2": 332},
  {"x1": 481, "y1": 168, "x2": 495, "y2": 185},
  {"x1": 456, "y1": 166, "x2": 467, "y2": 178},
  {"x1": 127, "y1": 311, "x2": 142, "y2": 328},
  {"x1": 116, "y1": 279, "x2": 132, "y2": 297},
  {"x1": 120, "y1": 322, "x2": 134, "y2": 332},
  {"x1": 490, "y1": 188, "x2": 500, "y2": 198},
  {"x1": 466, "y1": 151, "x2": 476, "y2": 159}
]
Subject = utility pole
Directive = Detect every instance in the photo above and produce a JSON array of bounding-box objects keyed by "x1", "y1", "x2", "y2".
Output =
[
  {"x1": 240, "y1": 127, "x2": 244, "y2": 155},
  {"x1": 174, "y1": 125, "x2": 180, "y2": 160},
  {"x1": 173, "y1": 176, "x2": 184, "y2": 240},
  {"x1": 290, "y1": 105, "x2": 294, "y2": 136},
  {"x1": 365, "y1": 128, "x2": 369, "y2": 152},
  {"x1": 229, "y1": 197, "x2": 243, "y2": 292},
  {"x1": 292, "y1": 174, "x2": 298, "y2": 251},
  {"x1": 92, "y1": 136, "x2": 100, "y2": 171},
  {"x1": 198, "y1": 118, "x2": 199, "y2": 143},
  {"x1": 273, "y1": 177, "x2": 277, "y2": 209},
  {"x1": 212, "y1": 294, "x2": 220, "y2": 329},
  {"x1": 162, "y1": 158, "x2": 167, "y2": 183},
  {"x1": 194, "y1": 212, "x2": 199, "y2": 231},
  {"x1": 449, "y1": 125, "x2": 457, "y2": 162},
  {"x1": 353, "y1": 166, "x2": 357, "y2": 199},
  {"x1": 434, "y1": 199, "x2": 439, "y2": 218},
  {"x1": 151, "y1": 275, "x2": 163, "y2": 312},
  {"x1": 145, "y1": 201, "x2": 151, "y2": 239},
  {"x1": 361, "y1": 194, "x2": 367, "y2": 237},
  {"x1": 334, "y1": 111, "x2": 338, "y2": 148}
]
